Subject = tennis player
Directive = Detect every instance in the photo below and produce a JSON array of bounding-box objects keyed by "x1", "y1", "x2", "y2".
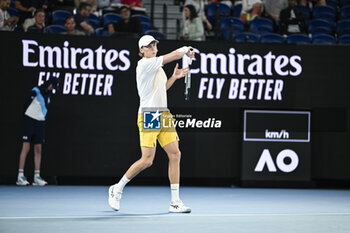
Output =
[{"x1": 108, "y1": 35, "x2": 194, "y2": 213}]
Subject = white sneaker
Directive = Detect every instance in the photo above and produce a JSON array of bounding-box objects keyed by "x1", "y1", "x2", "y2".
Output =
[
  {"x1": 16, "y1": 176, "x2": 30, "y2": 186},
  {"x1": 169, "y1": 200, "x2": 191, "y2": 213},
  {"x1": 32, "y1": 176, "x2": 48, "y2": 186},
  {"x1": 108, "y1": 185, "x2": 122, "y2": 211}
]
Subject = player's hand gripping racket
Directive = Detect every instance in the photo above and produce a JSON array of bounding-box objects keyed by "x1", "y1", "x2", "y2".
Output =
[{"x1": 184, "y1": 49, "x2": 194, "y2": 101}]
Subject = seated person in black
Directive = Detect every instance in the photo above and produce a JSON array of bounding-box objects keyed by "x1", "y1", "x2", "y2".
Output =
[
  {"x1": 15, "y1": 0, "x2": 47, "y2": 26},
  {"x1": 27, "y1": 8, "x2": 45, "y2": 33},
  {"x1": 107, "y1": 5, "x2": 142, "y2": 37},
  {"x1": 74, "y1": 2, "x2": 94, "y2": 35},
  {"x1": 280, "y1": 0, "x2": 306, "y2": 35}
]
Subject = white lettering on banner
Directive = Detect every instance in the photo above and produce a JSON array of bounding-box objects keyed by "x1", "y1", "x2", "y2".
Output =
[
  {"x1": 205, "y1": 78, "x2": 283, "y2": 101},
  {"x1": 179, "y1": 47, "x2": 302, "y2": 101},
  {"x1": 62, "y1": 72, "x2": 113, "y2": 96},
  {"x1": 22, "y1": 39, "x2": 131, "y2": 97},
  {"x1": 182, "y1": 48, "x2": 302, "y2": 77},
  {"x1": 255, "y1": 149, "x2": 299, "y2": 173},
  {"x1": 265, "y1": 129, "x2": 290, "y2": 139},
  {"x1": 203, "y1": 78, "x2": 226, "y2": 99},
  {"x1": 22, "y1": 40, "x2": 131, "y2": 71}
]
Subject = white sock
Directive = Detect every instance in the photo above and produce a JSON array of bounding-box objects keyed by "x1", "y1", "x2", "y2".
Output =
[
  {"x1": 34, "y1": 170, "x2": 40, "y2": 178},
  {"x1": 18, "y1": 169, "x2": 24, "y2": 177},
  {"x1": 171, "y1": 184, "x2": 180, "y2": 203},
  {"x1": 115, "y1": 174, "x2": 130, "y2": 192}
]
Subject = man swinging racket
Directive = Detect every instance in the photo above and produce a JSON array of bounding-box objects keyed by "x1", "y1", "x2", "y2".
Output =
[{"x1": 108, "y1": 35, "x2": 195, "y2": 213}]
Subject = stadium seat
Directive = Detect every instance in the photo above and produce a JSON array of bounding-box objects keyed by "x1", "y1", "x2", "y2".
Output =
[
  {"x1": 340, "y1": 5, "x2": 350, "y2": 19},
  {"x1": 145, "y1": 30, "x2": 166, "y2": 40},
  {"x1": 312, "y1": 33, "x2": 337, "y2": 44},
  {"x1": 296, "y1": 5, "x2": 311, "y2": 23},
  {"x1": 87, "y1": 19, "x2": 100, "y2": 29},
  {"x1": 326, "y1": 0, "x2": 339, "y2": 9},
  {"x1": 338, "y1": 34, "x2": 350, "y2": 43},
  {"x1": 220, "y1": 17, "x2": 244, "y2": 41},
  {"x1": 205, "y1": 2, "x2": 231, "y2": 26},
  {"x1": 52, "y1": 10, "x2": 72, "y2": 26},
  {"x1": 88, "y1": 14, "x2": 100, "y2": 21},
  {"x1": 259, "y1": 33, "x2": 285, "y2": 43},
  {"x1": 234, "y1": 32, "x2": 260, "y2": 42},
  {"x1": 249, "y1": 17, "x2": 273, "y2": 35},
  {"x1": 132, "y1": 14, "x2": 152, "y2": 25},
  {"x1": 141, "y1": 21, "x2": 152, "y2": 33},
  {"x1": 6, "y1": 7, "x2": 18, "y2": 16},
  {"x1": 286, "y1": 34, "x2": 311, "y2": 44},
  {"x1": 308, "y1": 19, "x2": 333, "y2": 35},
  {"x1": 312, "y1": 6, "x2": 336, "y2": 23},
  {"x1": 340, "y1": 0, "x2": 350, "y2": 7},
  {"x1": 337, "y1": 19, "x2": 350, "y2": 35},
  {"x1": 44, "y1": 25, "x2": 67, "y2": 34},
  {"x1": 232, "y1": 4, "x2": 242, "y2": 18},
  {"x1": 95, "y1": 27, "x2": 110, "y2": 36},
  {"x1": 102, "y1": 13, "x2": 122, "y2": 26}
]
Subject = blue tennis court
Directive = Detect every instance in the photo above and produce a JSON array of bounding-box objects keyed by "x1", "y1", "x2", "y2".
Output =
[{"x1": 1, "y1": 185, "x2": 350, "y2": 233}]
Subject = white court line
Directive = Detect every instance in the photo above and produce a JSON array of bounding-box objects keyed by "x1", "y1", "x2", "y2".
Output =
[{"x1": 1, "y1": 213, "x2": 350, "y2": 220}]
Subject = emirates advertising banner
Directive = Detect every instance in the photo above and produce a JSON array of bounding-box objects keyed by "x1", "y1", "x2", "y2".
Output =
[{"x1": 1, "y1": 31, "x2": 348, "y2": 179}]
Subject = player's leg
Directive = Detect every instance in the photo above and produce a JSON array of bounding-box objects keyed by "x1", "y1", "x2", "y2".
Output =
[
  {"x1": 18, "y1": 142, "x2": 30, "y2": 170},
  {"x1": 163, "y1": 140, "x2": 191, "y2": 213},
  {"x1": 163, "y1": 141, "x2": 181, "y2": 185},
  {"x1": 17, "y1": 142, "x2": 31, "y2": 186},
  {"x1": 108, "y1": 146, "x2": 157, "y2": 211},
  {"x1": 125, "y1": 146, "x2": 156, "y2": 179},
  {"x1": 34, "y1": 144, "x2": 42, "y2": 171},
  {"x1": 32, "y1": 144, "x2": 47, "y2": 186},
  {"x1": 32, "y1": 120, "x2": 47, "y2": 186}
]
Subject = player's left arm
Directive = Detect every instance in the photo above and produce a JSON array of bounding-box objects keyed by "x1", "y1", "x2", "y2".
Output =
[{"x1": 166, "y1": 63, "x2": 190, "y2": 90}]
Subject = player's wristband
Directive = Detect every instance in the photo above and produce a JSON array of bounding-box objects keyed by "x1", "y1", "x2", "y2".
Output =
[{"x1": 177, "y1": 46, "x2": 190, "y2": 54}]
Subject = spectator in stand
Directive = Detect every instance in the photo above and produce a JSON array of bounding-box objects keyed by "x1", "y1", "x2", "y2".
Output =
[
  {"x1": 27, "y1": 8, "x2": 45, "y2": 33},
  {"x1": 184, "y1": 0, "x2": 212, "y2": 30},
  {"x1": 98, "y1": 0, "x2": 110, "y2": 10},
  {"x1": 121, "y1": 0, "x2": 143, "y2": 8},
  {"x1": 263, "y1": 0, "x2": 288, "y2": 31},
  {"x1": 263, "y1": 0, "x2": 288, "y2": 22},
  {"x1": 240, "y1": 0, "x2": 262, "y2": 23},
  {"x1": 280, "y1": 0, "x2": 306, "y2": 35},
  {"x1": 75, "y1": 0, "x2": 98, "y2": 12},
  {"x1": 61, "y1": 16, "x2": 85, "y2": 35},
  {"x1": 15, "y1": 0, "x2": 47, "y2": 27},
  {"x1": 108, "y1": 5, "x2": 141, "y2": 36},
  {"x1": 298, "y1": 0, "x2": 326, "y2": 7},
  {"x1": 47, "y1": 0, "x2": 75, "y2": 12},
  {"x1": 178, "y1": 4, "x2": 204, "y2": 41},
  {"x1": 74, "y1": 2, "x2": 94, "y2": 35},
  {"x1": 0, "y1": 0, "x2": 19, "y2": 31}
]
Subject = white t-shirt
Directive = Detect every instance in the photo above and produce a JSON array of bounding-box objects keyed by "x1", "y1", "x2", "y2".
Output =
[
  {"x1": 136, "y1": 56, "x2": 168, "y2": 113},
  {"x1": 0, "y1": 9, "x2": 10, "y2": 30}
]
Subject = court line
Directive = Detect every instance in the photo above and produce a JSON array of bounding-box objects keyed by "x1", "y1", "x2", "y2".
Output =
[{"x1": 1, "y1": 212, "x2": 350, "y2": 220}]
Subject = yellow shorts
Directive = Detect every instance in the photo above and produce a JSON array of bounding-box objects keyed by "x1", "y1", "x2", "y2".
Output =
[{"x1": 137, "y1": 111, "x2": 179, "y2": 148}]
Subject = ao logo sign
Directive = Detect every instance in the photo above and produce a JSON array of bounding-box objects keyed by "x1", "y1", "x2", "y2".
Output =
[{"x1": 255, "y1": 149, "x2": 299, "y2": 173}]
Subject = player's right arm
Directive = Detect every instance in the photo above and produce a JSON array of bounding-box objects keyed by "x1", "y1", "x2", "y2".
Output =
[{"x1": 163, "y1": 46, "x2": 194, "y2": 65}]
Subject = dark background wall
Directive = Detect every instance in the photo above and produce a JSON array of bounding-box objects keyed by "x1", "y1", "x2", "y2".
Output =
[{"x1": 0, "y1": 31, "x2": 349, "y2": 186}]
